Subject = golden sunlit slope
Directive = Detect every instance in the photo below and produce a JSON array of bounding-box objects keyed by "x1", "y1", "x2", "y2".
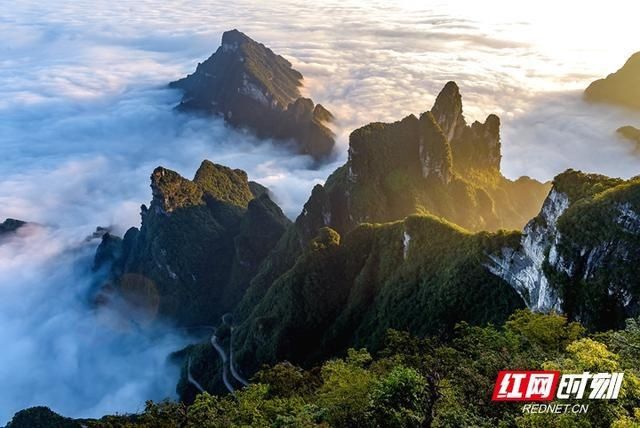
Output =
[{"x1": 585, "y1": 52, "x2": 640, "y2": 109}]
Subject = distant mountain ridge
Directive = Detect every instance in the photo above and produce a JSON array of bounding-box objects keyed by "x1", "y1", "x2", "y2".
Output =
[
  {"x1": 618, "y1": 125, "x2": 640, "y2": 149},
  {"x1": 0, "y1": 218, "x2": 26, "y2": 236},
  {"x1": 585, "y1": 51, "x2": 640, "y2": 109},
  {"x1": 170, "y1": 30, "x2": 335, "y2": 161}
]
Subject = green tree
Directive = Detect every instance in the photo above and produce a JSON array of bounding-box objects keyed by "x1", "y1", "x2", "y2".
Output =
[
  {"x1": 367, "y1": 366, "x2": 430, "y2": 427},
  {"x1": 317, "y1": 349, "x2": 377, "y2": 427}
]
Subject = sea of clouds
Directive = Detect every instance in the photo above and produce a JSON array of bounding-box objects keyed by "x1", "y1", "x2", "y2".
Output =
[{"x1": 1, "y1": 0, "x2": 640, "y2": 423}]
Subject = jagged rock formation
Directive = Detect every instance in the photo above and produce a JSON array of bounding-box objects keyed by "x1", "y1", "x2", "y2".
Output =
[
  {"x1": 234, "y1": 82, "x2": 549, "y2": 320},
  {"x1": 0, "y1": 218, "x2": 26, "y2": 236},
  {"x1": 432, "y1": 81, "x2": 501, "y2": 172},
  {"x1": 585, "y1": 52, "x2": 640, "y2": 109},
  {"x1": 487, "y1": 169, "x2": 640, "y2": 330},
  {"x1": 170, "y1": 29, "x2": 335, "y2": 161},
  {"x1": 94, "y1": 160, "x2": 290, "y2": 326},
  {"x1": 618, "y1": 125, "x2": 640, "y2": 148},
  {"x1": 297, "y1": 81, "x2": 547, "y2": 236}
]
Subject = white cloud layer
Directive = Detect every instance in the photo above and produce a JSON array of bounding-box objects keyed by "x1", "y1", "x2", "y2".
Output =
[{"x1": 1, "y1": 0, "x2": 640, "y2": 423}]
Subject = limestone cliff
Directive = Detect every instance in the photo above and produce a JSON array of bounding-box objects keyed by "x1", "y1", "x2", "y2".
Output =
[{"x1": 487, "y1": 170, "x2": 640, "y2": 330}]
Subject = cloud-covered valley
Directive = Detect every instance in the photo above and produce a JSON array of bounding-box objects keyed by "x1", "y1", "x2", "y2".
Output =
[{"x1": 1, "y1": 0, "x2": 640, "y2": 423}]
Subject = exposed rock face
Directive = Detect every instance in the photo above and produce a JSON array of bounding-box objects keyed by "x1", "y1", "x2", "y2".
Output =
[
  {"x1": 487, "y1": 169, "x2": 640, "y2": 330},
  {"x1": 585, "y1": 52, "x2": 640, "y2": 109},
  {"x1": 232, "y1": 82, "x2": 550, "y2": 355},
  {"x1": 0, "y1": 218, "x2": 26, "y2": 236},
  {"x1": 487, "y1": 189, "x2": 568, "y2": 312},
  {"x1": 432, "y1": 81, "x2": 501, "y2": 172},
  {"x1": 431, "y1": 81, "x2": 465, "y2": 142},
  {"x1": 94, "y1": 160, "x2": 290, "y2": 326},
  {"x1": 170, "y1": 29, "x2": 335, "y2": 161}
]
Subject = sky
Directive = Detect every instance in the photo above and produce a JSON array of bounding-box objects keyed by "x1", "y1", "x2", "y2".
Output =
[{"x1": 1, "y1": 0, "x2": 640, "y2": 423}]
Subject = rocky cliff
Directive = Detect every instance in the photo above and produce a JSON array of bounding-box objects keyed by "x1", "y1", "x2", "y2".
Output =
[
  {"x1": 487, "y1": 169, "x2": 640, "y2": 330},
  {"x1": 585, "y1": 51, "x2": 640, "y2": 109},
  {"x1": 234, "y1": 82, "x2": 549, "y2": 320},
  {"x1": 94, "y1": 160, "x2": 290, "y2": 326},
  {"x1": 294, "y1": 81, "x2": 548, "y2": 237},
  {"x1": 170, "y1": 30, "x2": 335, "y2": 161}
]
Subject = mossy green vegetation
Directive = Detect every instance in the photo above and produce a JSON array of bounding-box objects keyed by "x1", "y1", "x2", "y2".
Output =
[
  {"x1": 193, "y1": 160, "x2": 254, "y2": 208},
  {"x1": 232, "y1": 214, "x2": 524, "y2": 373},
  {"x1": 548, "y1": 172, "x2": 640, "y2": 330},
  {"x1": 552, "y1": 169, "x2": 623, "y2": 204},
  {"x1": 94, "y1": 160, "x2": 290, "y2": 326},
  {"x1": 12, "y1": 312, "x2": 640, "y2": 427}
]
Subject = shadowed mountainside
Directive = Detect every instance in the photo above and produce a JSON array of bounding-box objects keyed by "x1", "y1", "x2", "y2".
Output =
[
  {"x1": 94, "y1": 160, "x2": 291, "y2": 326},
  {"x1": 170, "y1": 29, "x2": 335, "y2": 161}
]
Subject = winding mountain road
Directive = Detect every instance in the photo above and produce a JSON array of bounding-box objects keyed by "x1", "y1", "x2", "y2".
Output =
[
  {"x1": 186, "y1": 356, "x2": 206, "y2": 393},
  {"x1": 211, "y1": 330, "x2": 235, "y2": 393},
  {"x1": 184, "y1": 316, "x2": 248, "y2": 394},
  {"x1": 229, "y1": 326, "x2": 249, "y2": 386}
]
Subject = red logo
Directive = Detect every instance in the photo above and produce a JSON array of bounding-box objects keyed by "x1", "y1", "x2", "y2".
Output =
[{"x1": 492, "y1": 371, "x2": 560, "y2": 401}]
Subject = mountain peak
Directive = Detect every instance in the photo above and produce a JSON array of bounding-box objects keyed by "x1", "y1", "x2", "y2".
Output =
[
  {"x1": 150, "y1": 167, "x2": 203, "y2": 213},
  {"x1": 428, "y1": 82, "x2": 502, "y2": 173},
  {"x1": 193, "y1": 160, "x2": 254, "y2": 207},
  {"x1": 290, "y1": 82, "x2": 548, "y2": 238},
  {"x1": 617, "y1": 125, "x2": 640, "y2": 149},
  {"x1": 0, "y1": 218, "x2": 26, "y2": 235},
  {"x1": 623, "y1": 51, "x2": 640, "y2": 68},
  {"x1": 170, "y1": 30, "x2": 335, "y2": 161},
  {"x1": 95, "y1": 161, "x2": 290, "y2": 327},
  {"x1": 149, "y1": 161, "x2": 254, "y2": 214},
  {"x1": 431, "y1": 81, "x2": 465, "y2": 142},
  {"x1": 221, "y1": 28, "x2": 251, "y2": 46}
]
